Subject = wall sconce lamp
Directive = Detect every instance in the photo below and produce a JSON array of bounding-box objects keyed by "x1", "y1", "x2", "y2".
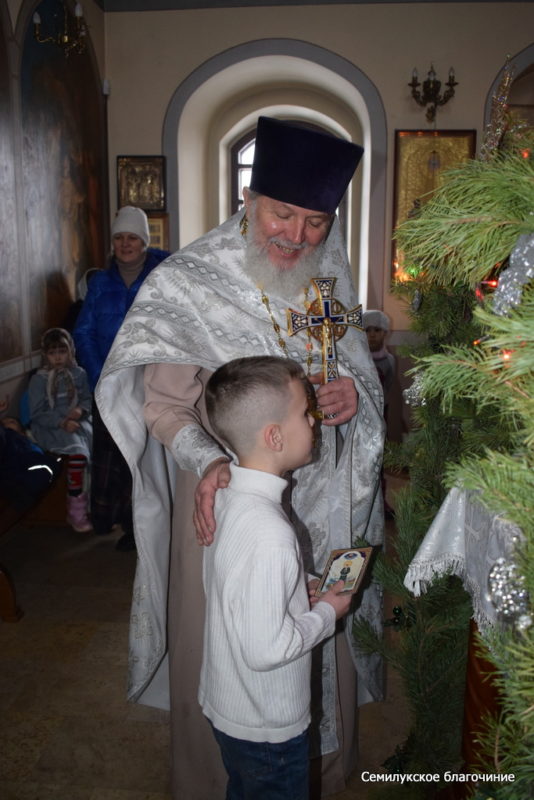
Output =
[
  {"x1": 409, "y1": 65, "x2": 458, "y2": 124},
  {"x1": 33, "y1": 2, "x2": 87, "y2": 57}
]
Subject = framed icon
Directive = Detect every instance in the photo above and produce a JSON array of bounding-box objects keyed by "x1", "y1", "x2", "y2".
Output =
[
  {"x1": 392, "y1": 130, "x2": 476, "y2": 281},
  {"x1": 315, "y1": 546, "x2": 374, "y2": 596},
  {"x1": 147, "y1": 213, "x2": 169, "y2": 251},
  {"x1": 117, "y1": 155, "x2": 166, "y2": 211}
]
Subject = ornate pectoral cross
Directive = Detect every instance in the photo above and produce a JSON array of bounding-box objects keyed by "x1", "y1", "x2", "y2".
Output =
[{"x1": 287, "y1": 277, "x2": 363, "y2": 383}]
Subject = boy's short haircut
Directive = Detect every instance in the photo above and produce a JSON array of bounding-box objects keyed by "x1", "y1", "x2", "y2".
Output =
[{"x1": 206, "y1": 356, "x2": 309, "y2": 457}]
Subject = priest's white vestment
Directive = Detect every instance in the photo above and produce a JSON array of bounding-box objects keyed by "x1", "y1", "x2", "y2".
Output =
[{"x1": 97, "y1": 213, "x2": 385, "y2": 798}]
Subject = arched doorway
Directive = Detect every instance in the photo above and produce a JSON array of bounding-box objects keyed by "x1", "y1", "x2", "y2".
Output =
[{"x1": 162, "y1": 39, "x2": 387, "y2": 308}]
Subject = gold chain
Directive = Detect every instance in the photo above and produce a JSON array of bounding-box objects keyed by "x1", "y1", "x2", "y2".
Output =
[
  {"x1": 260, "y1": 287, "x2": 314, "y2": 375},
  {"x1": 260, "y1": 290, "x2": 289, "y2": 355},
  {"x1": 302, "y1": 289, "x2": 314, "y2": 372}
]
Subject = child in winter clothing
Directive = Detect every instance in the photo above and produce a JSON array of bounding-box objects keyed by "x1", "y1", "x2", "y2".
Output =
[
  {"x1": 200, "y1": 356, "x2": 352, "y2": 800},
  {"x1": 0, "y1": 415, "x2": 62, "y2": 513},
  {"x1": 362, "y1": 309, "x2": 396, "y2": 414},
  {"x1": 363, "y1": 310, "x2": 396, "y2": 517},
  {"x1": 28, "y1": 328, "x2": 93, "y2": 532}
]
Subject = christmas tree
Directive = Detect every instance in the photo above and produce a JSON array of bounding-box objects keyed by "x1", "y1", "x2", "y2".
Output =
[{"x1": 354, "y1": 66, "x2": 534, "y2": 798}]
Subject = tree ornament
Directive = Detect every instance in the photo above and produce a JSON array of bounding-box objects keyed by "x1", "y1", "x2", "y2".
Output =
[
  {"x1": 403, "y1": 371, "x2": 426, "y2": 407},
  {"x1": 487, "y1": 557, "x2": 530, "y2": 625},
  {"x1": 516, "y1": 613, "x2": 533, "y2": 633},
  {"x1": 491, "y1": 233, "x2": 534, "y2": 316},
  {"x1": 385, "y1": 605, "x2": 409, "y2": 630},
  {"x1": 411, "y1": 288, "x2": 423, "y2": 312}
]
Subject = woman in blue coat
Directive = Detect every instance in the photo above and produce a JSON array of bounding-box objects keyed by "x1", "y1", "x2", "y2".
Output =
[{"x1": 74, "y1": 206, "x2": 170, "y2": 550}]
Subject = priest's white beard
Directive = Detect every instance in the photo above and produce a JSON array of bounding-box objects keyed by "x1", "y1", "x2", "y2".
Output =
[{"x1": 244, "y1": 219, "x2": 326, "y2": 302}]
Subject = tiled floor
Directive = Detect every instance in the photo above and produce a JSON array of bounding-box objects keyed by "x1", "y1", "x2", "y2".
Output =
[{"x1": 0, "y1": 481, "x2": 409, "y2": 800}]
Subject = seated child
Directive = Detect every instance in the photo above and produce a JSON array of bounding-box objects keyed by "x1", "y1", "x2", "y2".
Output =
[
  {"x1": 28, "y1": 328, "x2": 92, "y2": 532},
  {"x1": 199, "y1": 355, "x2": 352, "y2": 800}
]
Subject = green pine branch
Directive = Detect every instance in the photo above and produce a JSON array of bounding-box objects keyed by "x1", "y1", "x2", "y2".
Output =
[
  {"x1": 395, "y1": 129, "x2": 534, "y2": 285},
  {"x1": 468, "y1": 627, "x2": 534, "y2": 799},
  {"x1": 417, "y1": 288, "x2": 534, "y2": 449},
  {"x1": 361, "y1": 128, "x2": 534, "y2": 794}
]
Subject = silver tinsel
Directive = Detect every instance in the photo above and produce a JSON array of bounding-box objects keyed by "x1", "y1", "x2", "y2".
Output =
[
  {"x1": 403, "y1": 371, "x2": 426, "y2": 407},
  {"x1": 492, "y1": 233, "x2": 534, "y2": 316},
  {"x1": 517, "y1": 614, "x2": 533, "y2": 632},
  {"x1": 488, "y1": 557, "x2": 531, "y2": 627}
]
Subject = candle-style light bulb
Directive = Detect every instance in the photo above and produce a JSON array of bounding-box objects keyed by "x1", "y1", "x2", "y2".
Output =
[
  {"x1": 412, "y1": 68, "x2": 418, "y2": 81},
  {"x1": 74, "y1": 3, "x2": 83, "y2": 17},
  {"x1": 33, "y1": 11, "x2": 41, "y2": 24}
]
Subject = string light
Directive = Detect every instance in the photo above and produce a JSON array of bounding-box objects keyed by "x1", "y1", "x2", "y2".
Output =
[{"x1": 502, "y1": 349, "x2": 513, "y2": 362}]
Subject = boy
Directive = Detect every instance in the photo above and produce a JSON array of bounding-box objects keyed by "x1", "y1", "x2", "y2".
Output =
[
  {"x1": 199, "y1": 355, "x2": 353, "y2": 800},
  {"x1": 363, "y1": 310, "x2": 396, "y2": 517},
  {"x1": 362, "y1": 309, "x2": 396, "y2": 411}
]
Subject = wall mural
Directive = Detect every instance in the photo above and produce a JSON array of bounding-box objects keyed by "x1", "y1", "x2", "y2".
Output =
[
  {"x1": 0, "y1": 11, "x2": 22, "y2": 362},
  {"x1": 20, "y1": 0, "x2": 107, "y2": 349}
]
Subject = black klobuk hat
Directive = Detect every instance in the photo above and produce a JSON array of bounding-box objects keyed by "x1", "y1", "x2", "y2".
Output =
[{"x1": 249, "y1": 116, "x2": 364, "y2": 215}]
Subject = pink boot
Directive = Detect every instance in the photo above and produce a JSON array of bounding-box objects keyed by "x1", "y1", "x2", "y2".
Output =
[{"x1": 66, "y1": 492, "x2": 92, "y2": 533}]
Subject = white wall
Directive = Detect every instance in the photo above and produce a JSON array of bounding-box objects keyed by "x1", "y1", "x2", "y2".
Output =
[
  {"x1": 7, "y1": 0, "x2": 534, "y2": 329},
  {"x1": 101, "y1": 3, "x2": 534, "y2": 328}
]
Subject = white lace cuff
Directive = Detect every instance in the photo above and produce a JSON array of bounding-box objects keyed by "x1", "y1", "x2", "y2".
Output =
[{"x1": 171, "y1": 424, "x2": 228, "y2": 477}]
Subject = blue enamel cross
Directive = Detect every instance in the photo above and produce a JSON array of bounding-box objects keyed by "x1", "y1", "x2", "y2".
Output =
[{"x1": 287, "y1": 277, "x2": 363, "y2": 383}]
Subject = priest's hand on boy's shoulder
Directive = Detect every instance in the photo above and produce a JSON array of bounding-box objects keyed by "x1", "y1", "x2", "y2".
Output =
[
  {"x1": 193, "y1": 457, "x2": 231, "y2": 547},
  {"x1": 308, "y1": 375, "x2": 358, "y2": 426}
]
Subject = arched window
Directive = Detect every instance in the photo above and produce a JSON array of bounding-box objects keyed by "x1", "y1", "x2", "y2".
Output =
[
  {"x1": 230, "y1": 122, "x2": 348, "y2": 237},
  {"x1": 231, "y1": 129, "x2": 256, "y2": 213}
]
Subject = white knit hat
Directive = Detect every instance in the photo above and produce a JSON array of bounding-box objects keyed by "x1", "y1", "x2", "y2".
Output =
[
  {"x1": 362, "y1": 309, "x2": 390, "y2": 331},
  {"x1": 111, "y1": 206, "x2": 150, "y2": 246}
]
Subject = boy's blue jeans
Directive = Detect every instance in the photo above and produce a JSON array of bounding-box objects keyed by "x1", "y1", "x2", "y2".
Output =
[{"x1": 211, "y1": 725, "x2": 310, "y2": 800}]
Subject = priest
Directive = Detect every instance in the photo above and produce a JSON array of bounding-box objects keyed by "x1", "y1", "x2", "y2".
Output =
[{"x1": 97, "y1": 116, "x2": 385, "y2": 799}]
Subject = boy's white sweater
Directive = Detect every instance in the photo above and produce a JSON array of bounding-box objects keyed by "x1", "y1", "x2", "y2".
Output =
[{"x1": 199, "y1": 463, "x2": 336, "y2": 744}]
